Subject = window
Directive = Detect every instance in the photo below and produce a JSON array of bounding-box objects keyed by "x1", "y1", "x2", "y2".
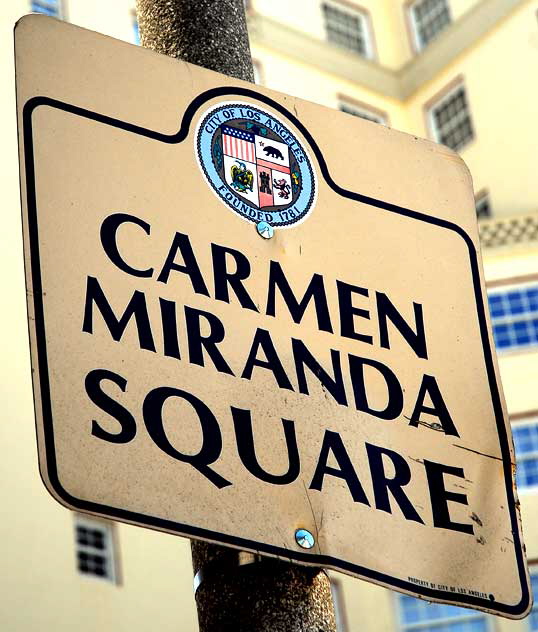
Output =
[
  {"x1": 338, "y1": 100, "x2": 387, "y2": 125},
  {"x1": 397, "y1": 593, "x2": 490, "y2": 632},
  {"x1": 475, "y1": 192, "x2": 491, "y2": 219},
  {"x1": 75, "y1": 515, "x2": 117, "y2": 582},
  {"x1": 428, "y1": 83, "x2": 474, "y2": 151},
  {"x1": 529, "y1": 571, "x2": 538, "y2": 629},
  {"x1": 132, "y1": 12, "x2": 140, "y2": 45},
  {"x1": 511, "y1": 420, "x2": 538, "y2": 489},
  {"x1": 322, "y1": 2, "x2": 374, "y2": 58},
  {"x1": 330, "y1": 579, "x2": 348, "y2": 631},
  {"x1": 253, "y1": 60, "x2": 263, "y2": 84},
  {"x1": 31, "y1": 0, "x2": 61, "y2": 17},
  {"x1": 487, "y1": 284, "x2": 538, "y2": 351},
  {"x1": 409, "y1": 0, "x2": 451, "y2": 51}
]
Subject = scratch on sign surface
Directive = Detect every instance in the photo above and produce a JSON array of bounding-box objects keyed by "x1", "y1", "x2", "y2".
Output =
[
  {"x1": 302, "y1": 479, "x2": 321, "y2": 554},
  {"x1": 452, "y1": 444, "x2": 503, "y2": 462}
]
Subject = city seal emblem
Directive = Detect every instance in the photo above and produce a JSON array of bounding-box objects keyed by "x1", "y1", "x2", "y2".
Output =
[{"x1": 195, "y1": 101, "x2": 317, "y2": 229}]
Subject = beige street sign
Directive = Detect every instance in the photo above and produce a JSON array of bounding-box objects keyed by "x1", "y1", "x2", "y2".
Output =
[{"x1": 15, "y1": 15, "x2": 530, "y2": 617}]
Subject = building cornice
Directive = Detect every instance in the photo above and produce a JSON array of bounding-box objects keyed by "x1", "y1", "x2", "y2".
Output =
[
  {"x1": 479, "y1": 212, "x2": 538, "y2": 250},
  {"x1": 247, "y1": 11, "x2": 400, "y2": 98},
  {"x1": 248, "y1": 0, "x2": 525, "y2": 100}
]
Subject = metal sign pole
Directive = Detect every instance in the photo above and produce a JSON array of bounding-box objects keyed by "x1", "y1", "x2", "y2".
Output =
[{"x1": 134, "y1": 1, "x2": 337, "y2": 629}]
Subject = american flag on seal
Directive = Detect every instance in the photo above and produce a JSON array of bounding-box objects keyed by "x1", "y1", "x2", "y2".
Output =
[{"x1": 221, "y1": 125, "x2": 256, "y2": 163}]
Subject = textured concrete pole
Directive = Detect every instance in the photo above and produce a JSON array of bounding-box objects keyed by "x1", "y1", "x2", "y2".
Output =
[
  {"x1": 135, "y1": 0, "x2": 254, "y2": 81},
  {"x1": 134, "y1": 2, "x2": 337, "y2": 630},
  {"x1": 192, "y1": 543, "x2": 337, "y2": 631}
]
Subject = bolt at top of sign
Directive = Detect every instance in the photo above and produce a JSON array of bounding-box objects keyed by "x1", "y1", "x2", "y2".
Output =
[
  {"x1": 256, "y1": 221, "x2": 273, "y2": 239},
  {"x1": 295, "y1": 529, "x2": 315, "y2": 550}
]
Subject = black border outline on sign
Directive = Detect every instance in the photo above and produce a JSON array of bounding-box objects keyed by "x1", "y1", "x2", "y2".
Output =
[{"x1": 22, "y1": 87, "x2": 529, "y2": 617}]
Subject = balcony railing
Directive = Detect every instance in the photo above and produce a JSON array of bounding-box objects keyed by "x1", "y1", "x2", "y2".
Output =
[{"x1": 479, "y1": 212, "x2": 538, "y2": 249}]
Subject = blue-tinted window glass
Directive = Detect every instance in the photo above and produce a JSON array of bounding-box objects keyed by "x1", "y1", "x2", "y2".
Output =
[
  {"x1": 528, "y1": 289, "x2": 538, "y2": 310},
  {"x1": 494, "y1": 323, "x2": 509, "y2": 336},
  {"x1": 31, "y1": 0, "x2": 60, "y2": 17},
  {"x1": 512, "y1": 422, "x2": 538, "y2": 489},
  {"x1": 488, "y1": 285, "x2": 538, "y2": 351},
  {"x1": 530, "y1": 607, "x2": 538, "y2": 631},
  {"x1": 526, "y1": 466, "x2": 538, "y2": 487},
  {"x1": 492, "y1": 324, "x2": 511, "y2": 348},
  {"x1": 532, "y1": 319, "x2": 538, "y2": 342},
  {"x1": 507, "y1": 291, "x2": 525, "y2": 313},
  {"x1": 398, "y1": 594, "x2": 489, "y2": 632},
  {"x1": 529, "y1": 574, "x2": 538, "y2": 631},
  {"x1": 133, "y1": 18, "x2": 140, "y2": 45},
  {"x1": 513, "y1": 426, "x2": 533, "y2": 452},
  {"x1": 488, "y1": 295, "x2": 504, "y2": 318}
]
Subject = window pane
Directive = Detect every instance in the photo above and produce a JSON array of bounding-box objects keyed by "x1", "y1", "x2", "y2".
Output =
[
  {"x1": 475, "y1": 194, "x2": 491, "y2": 219},
  {"x1": 133, "y1": 18, "x2": 140, "y2": 45},
  {"x1": 74, "y1": 517, "x2": 115, "y2": 582},
  {"x1": 411, "y1": 0, "x2": 451, "y2": 49},
  {"x1": 397, "y1": 593, "x2": 488, "y2": 631},
  {"x1": 528, "y1": 288, "x2": 538, "y2": 310},
  {"x1": 322, "y1": 3, "x2": 371, "y2": 57},
  {"x1": 529, "y1": 574, "x2": 538, "y2": 631},
  {"x1": 512, "y1": 422, "x2": 538, "y2": 489},
  {"x1": 430, "y1": 86, "x2": 474, "y2": 152},
  {"x1": 31, "y1": 0, "x2": 60, "y2": 17},
  {"x1": 338, "y1": 102, "x2": 386, "y2": 125},
  {"x1": 487, "y1": 285, "x2": 538, "y2": 351}
]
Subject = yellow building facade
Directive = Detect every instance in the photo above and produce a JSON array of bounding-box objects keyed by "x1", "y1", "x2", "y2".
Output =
[{"x1": 1, "y1": 1, "x2": 537, "y2": 631}]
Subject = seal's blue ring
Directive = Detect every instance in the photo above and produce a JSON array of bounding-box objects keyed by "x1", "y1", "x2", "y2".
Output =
[{"x1": 196, "y1": 102, "x2": 316, "y2": 228}]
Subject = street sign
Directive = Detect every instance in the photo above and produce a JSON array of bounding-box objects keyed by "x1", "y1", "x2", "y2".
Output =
[{"x1": 16, "y1": 15, "x2": 530, "y2": 617}]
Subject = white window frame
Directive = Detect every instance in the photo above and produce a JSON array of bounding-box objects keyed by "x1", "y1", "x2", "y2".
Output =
[
  {"x1": 338, "y1": 99, "x2": 388, "y2": 125},
  {"x1": 330, "y1": 578, "x2": 348, "y2": 631},
  {"x1": 487, "y1": 282, "x2": 538, "y2": 354},
  {"x1": 322, "y1": 1, "x2": 375, "y2": 60},
  {"x1": 74, "y1": 514, "x2": 118, "y2": 583},
  {"x1": 511, "y1": 417, "x2": 538, "y2": 493},
  {"x1": 252, "y1": 59, "x2": 263, "y2": 85},
  {"x1": 427, "y1": 81, "x2": 473, "y2": 151},
  {"x1": 394, "y1": 592, "x2": 494, "y2": 632},
  {"x1": 408, "y1": 0, "x2": 451, "y2": 52}
]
